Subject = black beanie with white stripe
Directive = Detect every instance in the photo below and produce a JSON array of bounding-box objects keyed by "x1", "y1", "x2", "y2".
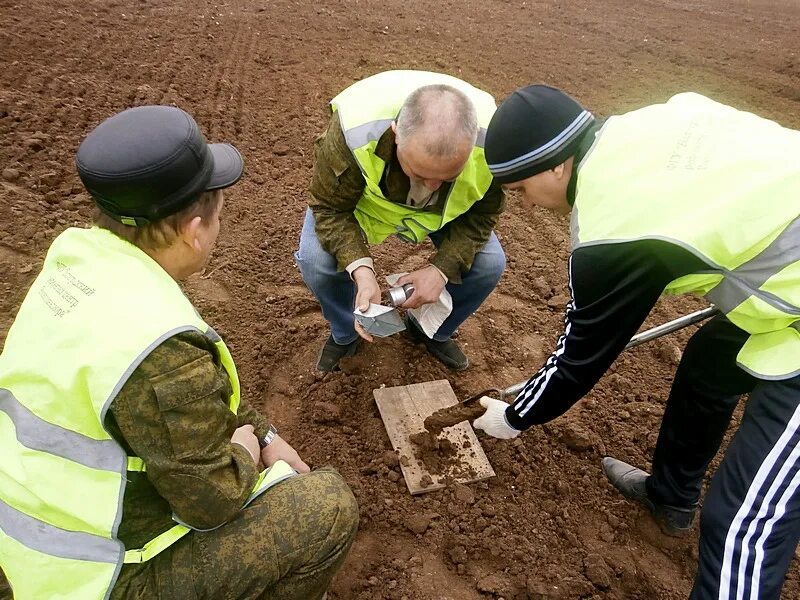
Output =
[{"x1": 485, "y1": 85, "x2": 595, "y2": 184}]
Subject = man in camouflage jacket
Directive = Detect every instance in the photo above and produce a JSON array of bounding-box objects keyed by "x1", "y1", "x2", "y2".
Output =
[{"x1": 0, "y1": 106, "x2": 357, "y2": 600}]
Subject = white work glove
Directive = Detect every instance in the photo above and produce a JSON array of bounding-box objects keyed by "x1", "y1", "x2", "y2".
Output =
[{"x1": 472, "y1": 396, "x2": 522, "y2": 439}]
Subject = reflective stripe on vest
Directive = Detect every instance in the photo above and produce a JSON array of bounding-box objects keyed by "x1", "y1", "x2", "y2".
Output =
[
  {"x1": 705, "y1": 215, "x2": 800, "y2": 317},
  {"x1": 330, "y1": 70, "x2": 496, "y2": 244},
  {"x1": 0, "y1": 227, "x2": 264, "y2": 599},
  {"x1": 571, "y1": 92, "x2": 800, "y2": 379}
]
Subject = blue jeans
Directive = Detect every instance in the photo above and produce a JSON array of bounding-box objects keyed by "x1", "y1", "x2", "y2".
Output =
[{"x1": 295, "y1": 207, "x2": 505, "y2": 344}]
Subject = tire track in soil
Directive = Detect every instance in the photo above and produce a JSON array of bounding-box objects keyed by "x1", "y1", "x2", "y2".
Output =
[
  {"x1": 205, "y1": 0, "x2": 254, "y2": 141},
  {"x1": 192, "y1": 0, "x2": 260, "y2": 348},
  {"x1": 228, "y1": 8, "x2": 257, "y2": 140},
  {"x1": 153, "y1": 7, "x2": 199, "y2": 108}
]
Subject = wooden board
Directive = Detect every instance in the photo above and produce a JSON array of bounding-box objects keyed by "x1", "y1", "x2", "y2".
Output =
[{"x1": 374, "y1": 379, "x2": 495, "y2": 495}]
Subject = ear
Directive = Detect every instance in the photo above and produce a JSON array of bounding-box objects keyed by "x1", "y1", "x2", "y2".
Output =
[
  {"x1": 180, "y1": 215, "x2": 204, "y2": 252},
  {"x1": 391, "y1": 120, "x2": 405, "y2": 152},
  {"x1": 552, "y1": 157, "x2": 574, "y2": 181}
]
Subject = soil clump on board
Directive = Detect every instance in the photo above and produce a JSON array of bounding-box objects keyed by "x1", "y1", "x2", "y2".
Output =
[{"x1": 424, "y1": 401, "x2": 487, "y2": 436}]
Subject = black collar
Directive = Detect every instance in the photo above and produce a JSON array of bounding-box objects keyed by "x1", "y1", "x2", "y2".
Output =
[{"x1": 567, "y1": 120, "x2": 602, "y2": 206}]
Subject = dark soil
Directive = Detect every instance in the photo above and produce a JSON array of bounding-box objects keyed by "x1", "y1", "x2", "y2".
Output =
[
  {"x1": 424, "y1": 402, "x2": 487, "y2": 436},
  {"x1": 2, "y1": 0, "x2": 799, "y2": 598}
]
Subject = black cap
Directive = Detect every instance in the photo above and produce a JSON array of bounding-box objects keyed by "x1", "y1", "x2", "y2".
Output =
[
  {"x1": 76, "y1": 106, "x2": 244, "y2": 226},
  {"x1": 485, "y1": 85, "x2": 594, "y2": 184}
]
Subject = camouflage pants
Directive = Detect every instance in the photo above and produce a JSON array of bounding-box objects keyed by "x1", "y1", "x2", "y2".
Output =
[{"x1": 111, "y1": 468, "x2": 358, "y2": 600}]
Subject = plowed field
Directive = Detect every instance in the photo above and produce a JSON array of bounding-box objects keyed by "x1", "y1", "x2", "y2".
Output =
[{"x1": 1, "y1": 0, "x2": 798, "y2": 597}]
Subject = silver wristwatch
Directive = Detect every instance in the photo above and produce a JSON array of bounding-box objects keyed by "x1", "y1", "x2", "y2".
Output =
[{"x1": 259, "y1": 424, "x2": 278, "y2": 449}]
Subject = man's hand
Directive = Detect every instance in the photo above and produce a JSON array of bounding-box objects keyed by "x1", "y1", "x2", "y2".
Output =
[
  {"x1": 231, "y1": 424, "x2": 260, "y2": 465},
  {"x1": 397, "y1": 265, "x2": 446, "y2": 309},
  {"x1": 353, "y1": 266, "x2": 381, "y2": 342},
  {"x1": 261, "y1": 434, "x2": 311, "y2": 474},
  {"x1": 473, "y1": 397, "x2": 522, "y2": 439}
]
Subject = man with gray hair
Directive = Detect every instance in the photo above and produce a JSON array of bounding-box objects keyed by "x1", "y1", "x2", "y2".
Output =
[{"x1": 296, "y1": 70, "x2": 506, "y2": 372}]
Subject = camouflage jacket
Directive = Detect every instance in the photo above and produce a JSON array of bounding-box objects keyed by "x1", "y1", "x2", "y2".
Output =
[
  {"x1": 308, "y1": 113, "x2": 506, "y2": 284},
  {"x1": 105, "y1": 331, "x2": 268, "y2": 551}
]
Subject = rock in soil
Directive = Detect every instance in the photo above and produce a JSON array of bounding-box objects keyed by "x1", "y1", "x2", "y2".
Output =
[
  {"x1": 476, "y1": 573, "x2": 513, "y2": 596},
  {"x1": 404, "y1": 514, "x2": 431, "y2": 535},
  {"x1": 382, "y1": 449, "x2": 400, "y2": 468},
  {"x1": 559, "y1": 422, "x2": 594, "y2": 451},
  {"x1": 311, "y1": 401, "x2": 341, "y2": 424},
  {"x1": 583, "y1": 553, "x2": 613, "y2": 590},
  {"x1": 452, "y1": 482, "x2": 475, "y2": 505},
  {"x1": 2, "y1": 168, "x2": 20, "y2": 181}
]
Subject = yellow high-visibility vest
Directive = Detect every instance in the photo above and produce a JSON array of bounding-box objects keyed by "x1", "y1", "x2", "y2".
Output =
[
  {"x1": 331, "y1": 70, "x2": 496, "y2": 244},
  {"x1": 572, "y1": 92, "x2": 800, "y2": 379},
  {"x1": 0, "y1": 227, "x2": 293, "y2": 599}
]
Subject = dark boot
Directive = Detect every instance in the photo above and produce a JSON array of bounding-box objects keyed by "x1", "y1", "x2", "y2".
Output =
[
  {"x1": 404, "y1": 315, "x2": 468, "y2": 371},
  {"x1": 601, "y1": 457, "x2": 697, "y2": 537},
  {"x1": 316, "y1": 334, "x2": 360, "y2": 372}
]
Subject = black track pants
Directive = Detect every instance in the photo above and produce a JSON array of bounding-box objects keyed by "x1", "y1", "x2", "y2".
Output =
[{"x1": 646, "y1": 315, "x2": 800, "y2": 599}]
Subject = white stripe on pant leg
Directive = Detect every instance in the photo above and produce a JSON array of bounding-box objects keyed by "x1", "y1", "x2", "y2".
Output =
[
  {"x1": 749, "y1": 449, "x2": 800, "y2": 598},
  {"x1": 718, "y1": 402, "x2": 800, "y2": 600},
  {"x1": 735, "y1": 435, "x2": 800, "y2": 600}
]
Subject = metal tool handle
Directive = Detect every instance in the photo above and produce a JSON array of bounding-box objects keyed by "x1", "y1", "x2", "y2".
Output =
[
  {"x1": 622, "y1": 305, "x2": 717, "y2": 350},
  {"x1": 458, "y1": 387, "x2": 504, "y2": 406},
  {"x1": 502, "y1": 305, "x2": 717, "y2": 399}
]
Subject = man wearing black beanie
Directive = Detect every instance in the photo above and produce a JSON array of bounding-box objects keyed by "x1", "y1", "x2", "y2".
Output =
[{"x1": 474, "y1": 85, "x2": 800, "y2": 600}]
